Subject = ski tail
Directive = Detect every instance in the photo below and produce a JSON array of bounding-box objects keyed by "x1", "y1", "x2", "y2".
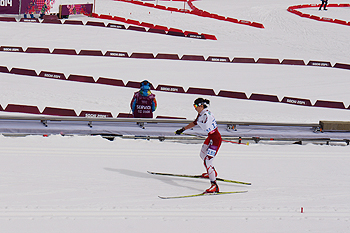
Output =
[
  {"x1": 216, "y1": 177, "x2": 251, "y2": 185},
  {"x1": 147, "y1": 171, "x2": 251, "y2": 185}
]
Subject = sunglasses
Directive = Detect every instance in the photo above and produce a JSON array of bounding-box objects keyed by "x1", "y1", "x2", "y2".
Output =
[{"x1": 193, "y1": 103, "x2": 202, "y2": 108}]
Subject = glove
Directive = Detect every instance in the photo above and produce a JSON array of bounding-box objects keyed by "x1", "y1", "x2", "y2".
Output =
[{"x1": 175, "y1": 127, "x2": 185, "y2": 135}]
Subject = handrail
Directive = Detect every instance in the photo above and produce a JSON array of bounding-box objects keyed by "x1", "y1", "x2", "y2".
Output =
[{"x1": 0, "y1": 115, "x2": 320, "y2": 127}]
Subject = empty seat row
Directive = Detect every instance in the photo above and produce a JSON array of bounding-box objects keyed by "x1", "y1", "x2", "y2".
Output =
[{"x1": 1, "y1": 65, "x2": 350, "y2": 112}]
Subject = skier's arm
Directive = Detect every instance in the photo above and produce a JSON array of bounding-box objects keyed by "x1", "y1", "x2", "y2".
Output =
[
  {"x1": 152, "y1": 98, "x2": 157, "y2": 112},
  {"x1": 131, "y1": 99, "x2": 136, "y2": 113},
  {"x1": 175, "y1": 122, "x2": 196, "y2": 135},
  {"x1": 130, "y1": 93, "x2": 137, "y2": 110},
  {"x1": 184, "y1": 122, "x2": 196, "y2": 130}
]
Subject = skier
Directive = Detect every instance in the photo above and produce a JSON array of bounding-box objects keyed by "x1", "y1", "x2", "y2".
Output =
[
  {"x1": 130, "y1": 80, "x2": 157, "y2": 118},
  {"x1": 319, "y1": 0, "x2": 328, "y2": 10},
  {"x1": 175, "y1": 98, "x2": 222, "y2": 193}
]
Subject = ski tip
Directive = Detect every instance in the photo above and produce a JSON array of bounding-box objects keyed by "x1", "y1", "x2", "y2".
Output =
[
  {"x1": 216, "y1": 190, "x2": 248, "y2": 194},
  {"x1": 158, "y1": 190, "x2": 248, "y2": 199}
]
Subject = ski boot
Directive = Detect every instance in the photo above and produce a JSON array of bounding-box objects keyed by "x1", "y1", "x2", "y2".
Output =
[{"x1": 205, "y1": 181, "x2": 219, "y2": 193}]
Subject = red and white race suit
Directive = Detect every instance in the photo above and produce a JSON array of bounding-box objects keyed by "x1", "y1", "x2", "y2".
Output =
[{"x1": 193, "y1": 108, "x2": 222, "y2": 182}]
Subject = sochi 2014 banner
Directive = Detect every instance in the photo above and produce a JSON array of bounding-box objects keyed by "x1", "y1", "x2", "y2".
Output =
[
  {"x1": 0, "y1": 0, "x2": 55, "y2": 14},
  {"x1": 0, "y1": 0, "x2": 20, "y2": 14}
]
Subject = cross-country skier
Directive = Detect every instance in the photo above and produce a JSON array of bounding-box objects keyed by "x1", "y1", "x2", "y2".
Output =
[
  {"x1": 175, "y1": 98, "x2": 222, "y2": 193},
  {"x1": 319, "y1": 0, "x2": 328, "y2": 10}
]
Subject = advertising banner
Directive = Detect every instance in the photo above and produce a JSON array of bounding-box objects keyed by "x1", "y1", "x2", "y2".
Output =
[
  {"x1": 60, "y1": 4, "x2": 93, "y2": 17},
  {"x1": 20, "y1": 0, "x2": 55, "y2": 14},
  {"x1": 0, "y1": 0, "x2": 19, "y2": 14}
]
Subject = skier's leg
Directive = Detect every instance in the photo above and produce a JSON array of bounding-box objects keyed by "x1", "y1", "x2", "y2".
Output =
[
  {"x1": 319, "y1": 1, "x2": 324, "y2": 10},
  {"x1": 200, "y1": 138, "x2": 218, "y2": 178},
  {"x1": 204, "y1": 154, "x2": 219, "y2": 193},
  {"x1": 199, "y1": 142, "x2": 209, "y2": 161},
  {"x1": 204, "y1": 154, "x2": 216, "y2": 182}
]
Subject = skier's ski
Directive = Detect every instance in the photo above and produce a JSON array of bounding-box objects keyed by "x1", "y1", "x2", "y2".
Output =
[
  {"x1": 158, "y1": 190, "x2": 247, "y2": 199},
  {"x1": 147, "y1": 171, "x2": 251, "y2": 185}
]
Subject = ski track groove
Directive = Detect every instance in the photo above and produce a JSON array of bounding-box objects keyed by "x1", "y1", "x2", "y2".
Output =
[{"x1": 0, "y1": 208, "x2": 349, "y2": 219}]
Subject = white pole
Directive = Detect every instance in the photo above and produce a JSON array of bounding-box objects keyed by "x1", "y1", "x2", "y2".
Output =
[{"x1": 18, "y1": 0, "x2": 22, "y2": 15}]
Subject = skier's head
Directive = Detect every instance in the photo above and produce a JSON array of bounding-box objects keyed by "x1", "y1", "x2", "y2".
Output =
[
  {"x1": 140, "y1": 80, "x2": 151, "y2": 92},
  {"x1": 194, "y1": 98, "x2": 210, "y2": 109}
]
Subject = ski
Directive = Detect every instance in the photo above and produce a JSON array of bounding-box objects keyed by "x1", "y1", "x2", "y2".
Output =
[
  {"x1": 147, "y1": 171, "x2": 251, "y2": 185},
  {"x1": 158, "y1": 190, "x2": 247, "y2": 199}
]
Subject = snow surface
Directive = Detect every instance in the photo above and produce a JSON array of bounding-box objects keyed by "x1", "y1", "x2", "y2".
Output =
[{"x1": 0, "y1": 0, "x2": 350, "y2": 232}]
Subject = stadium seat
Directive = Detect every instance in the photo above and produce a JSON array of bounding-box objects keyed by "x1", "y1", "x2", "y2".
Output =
[
  {"x1": 63, "y1": 20, "x2": 84, "y2": 25},
  {"x1": 206, "y1": 56, "x2": 230, "y2": 62},
  {"x1": 281, "y1": 97, "x2": 312, "y2": 106},
  {"x1": 52, "y1": 48, "x2": 77, "y2": 55},
  {"x1": 281, "y1": 59, "x2": 305, "y2": 65},
  {"x1": 307, "y1": 61, "x2": 332, "y2": 67},
  {"x1": 257, "y1": 58, "x2": 280, "y2": 64},
  {"x1": 167, "y1": 31, "x2": 185, "y2": 37},
  {"x1": 181, "y1": 55, "x2": 205, "y2": 61},
  {"x1": 39, "y1": 71, "x2": 66, "y2": 80},
  {"x1": 130, "y1": 53, "x2": 155, "y2": 59},
  {"x1": 104, "y1": 51, "x2": 129, "y2": 57},
  {"x1": 314, "y1": 100, "x2": 345, "y2": 109},
  {"x1": 333, "y1": 63, "x2": 350, "y2": 70},
  {"x1": 25, "y1": 47, "x2": 50, "y2": 54},
  {"x1": 113, "y1": 16, "x2": 126, "y2": 23},
  {"x1": 186, "y1": 87, "x2": 216, "y2": 96},
  {"x1": 117, "y1": 113, "x2": 133, "y2": 118},
  {"x1": 217, "y1": 90, "x2": 248, "y2": 99},
  {"x1": 5, "y1": 104, "x2": 41, "y2": 114},
  {"x1": 126, "y1": 19, "x2": 140, "y2": 25},
  {"x1": 0, "y1": 17, "x2": 17, "y2": 22},
  {"x1": 96, "y1": 77, "x2": 125, "y2": 86},
  {"x1": 249, "y1": 93, "x2": 279, "y2": 102},
  {"x1": 201, "y1": 34, "x2": 217, "y2": 40},
  {"x1": 140, "y1": 22, "x2": 154, "y2": 28},
  {"x1": 10, "y1": 67, "x2": 37, "y2": 76},
  {"x1": 42, "y1": 19, "x2": 62, "y2": 24},
  {"x1": 68, "y1": 74, "x2": 95, "y2": 83},
  {"x1": 155, "y1": 54, "x2": 180, "y2": 60},
  {"x1": 79, "y1": 111, "x2": 113, "y2": 118},
  {"x1": 232, "y1": 57, "x2": 255, "y2": 63},
  {"x1": 107, "y1": 23, "x2": 126, "y2": 29},
  {"x1": 156, "y1": 115, "x2": 186, "y2": 119},
  {"x1": 20, "y1": 18, "x2": 39, "y2": 23},
  {"x1": 126, "y1": 81, "x2": 155, "y2": 89},
  {"x1": 79, "y1": 50, "x2": 104, "y2": 56},
  {"x1": 99, "y1": 14, "x2": 113, "y2": 20},
  {"x1": 128, "y1": 26, "x2": 147, "y2": 32},
  {"x1": 156, "y1": 84, "x2": 185, "y2": 93},
  {"x1": 0, "y1": 66, "x2": 9, "y2": 73},
  {"x1": 148, "y1": 28, "x2": 166, "y2": 34},
  {"x1": 0, "y1": 46, "x2": 24, "y2": 52},
  {"x1": 42, "y1": 107, "x2": 77, "y2": 116},
  {"x1": 86, "y1": 21, "x2": 105, "y2": 27}
]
